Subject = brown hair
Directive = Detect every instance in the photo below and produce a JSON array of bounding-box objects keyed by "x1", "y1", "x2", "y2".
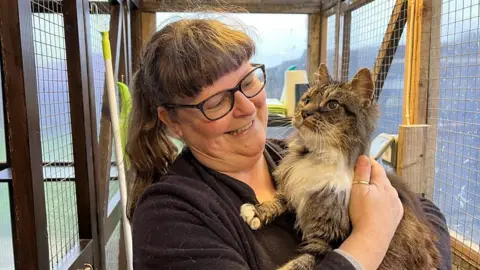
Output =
[{"x1": 126, "y1": 17, "x2": 256, "y2": 219}]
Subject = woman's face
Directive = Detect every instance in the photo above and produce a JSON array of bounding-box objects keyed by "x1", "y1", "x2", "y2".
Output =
[{"x1": 161, "y1": 62, "x2": 268, "y2": 172}]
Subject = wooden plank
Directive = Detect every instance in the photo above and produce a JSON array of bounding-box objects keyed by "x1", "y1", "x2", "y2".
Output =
[
  {"x1": 63, "y1": 0, "x2": 101, "y2": 268},
  {"x1": 0, "y1": 1, "x2": 49, "y2": 269},
  {"x1": 341, "y1": 11, "x2": 351, "y2": 81},
  {"x1": 372, "y1": 0, "x2": 408, "y2": 100},
  {"x1": 424, "y1": 0, "x2": 440, "y2": 201},
  {"x1": 142, "y1": 0, "x2": 322, "y2": 13},
  {"x1": 307, "y1": 13, "x2": 321, "y2": 83},
  {"x1": 396, "y1": 125, "x2": 429, "y2": 195}
]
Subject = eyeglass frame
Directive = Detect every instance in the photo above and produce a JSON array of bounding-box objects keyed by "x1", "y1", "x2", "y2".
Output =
[{"x1": 162, "y1": 63, "x2": 266, "y2": 121}]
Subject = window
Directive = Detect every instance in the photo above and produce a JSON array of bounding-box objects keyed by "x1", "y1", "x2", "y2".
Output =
[{"x1": 156, "y1": 12, "x2": 308, "y2": 100}]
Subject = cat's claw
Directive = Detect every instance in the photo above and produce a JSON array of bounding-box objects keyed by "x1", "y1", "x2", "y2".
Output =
[{"x1": 240, "y1": 203, "x2": 262, "y2": 230}]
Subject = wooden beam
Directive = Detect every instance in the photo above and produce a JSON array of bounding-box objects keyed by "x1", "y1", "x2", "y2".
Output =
[
  {"x1": 0, "y1": 1, "x2": 49, "y2": 269},
  {"x1": 372, "y1": 0, "x2": 408, "y2": 100},
  {"x1": 142, "y1": 0, "x2": 322, "y2": 13},
  {"x1": 402, "y1": 0, "x2": 430, "y2": 125},
  {"x1": 131, "y1": 11, "x2": 156, "y2": 73},
  {"x1": 307, "y1": 13, "x2": 322, "y2": 83}
]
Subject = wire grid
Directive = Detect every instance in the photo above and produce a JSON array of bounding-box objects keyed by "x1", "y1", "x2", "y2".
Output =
[
  {"x1": 31, "y1": 1, "x2": 79, "y2": 268},
  {"x1": 326, "y1": 15, "x2": 336, "y2": 74},
  {"x1": 348, "y1": 0, "x2": 407, "y2": 137},
  {"x1": 88, "y1": 2, "x2": 120, "y2": 199},
  {"x1": 105, "y1": 222, "x2": 121, "y2": 270},
  {"x1": 427, "y1": 0, "x2": 480, "y2": 262}
]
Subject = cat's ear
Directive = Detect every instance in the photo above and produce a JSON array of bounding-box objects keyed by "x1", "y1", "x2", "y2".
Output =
[
  {"x1": 313, "y1": 63, "x2": 332, "y2": 86},
  {"x1": 350, "y1": 68, "x2": 374, "y2": 103}
]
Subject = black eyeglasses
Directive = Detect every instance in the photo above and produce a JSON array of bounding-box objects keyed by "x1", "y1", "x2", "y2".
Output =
[{"x1": 163, "y1": 64, "x2": 266, "y2": 121}]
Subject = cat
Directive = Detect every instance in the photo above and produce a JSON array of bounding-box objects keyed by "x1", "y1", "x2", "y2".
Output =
[{"x1": 240, "y1": 64, "x2": 441, "y2": 270}]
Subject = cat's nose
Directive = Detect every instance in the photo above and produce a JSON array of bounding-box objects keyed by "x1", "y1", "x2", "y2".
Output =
[{"x1": 301, "y1": 109, "x2": 314, "y2": 119}]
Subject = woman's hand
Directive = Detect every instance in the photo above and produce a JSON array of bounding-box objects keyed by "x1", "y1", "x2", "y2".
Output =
[{"x1": 338, "y1": 155, "x2": 404, "y2": 270}]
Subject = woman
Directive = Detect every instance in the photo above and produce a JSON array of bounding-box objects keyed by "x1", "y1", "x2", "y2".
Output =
[{"x1": 127, "y1": 18, "x2": 451, "y2": 270}]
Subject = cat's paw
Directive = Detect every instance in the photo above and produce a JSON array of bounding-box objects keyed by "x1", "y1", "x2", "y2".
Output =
[{"x1": 240, "y1": 203, "x2": 262, "y2": 230}]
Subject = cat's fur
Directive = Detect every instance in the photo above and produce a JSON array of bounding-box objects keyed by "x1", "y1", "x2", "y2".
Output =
[{"x1": 240, "y1": 64, "x2": 440, "y2": 270}]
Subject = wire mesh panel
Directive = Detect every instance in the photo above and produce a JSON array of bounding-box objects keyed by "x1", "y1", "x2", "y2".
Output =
[
  {"x1": 348, "y1": 0, "x2": 407, "y2": 137},
  {"x1": 105, "y1": 223, "x2": 121, "y2": 270},
  {"x1": 88, "y1": 2, "x2": 120, "y2": 200},
  {"x1": 428, "y1": 0, "x2": 480, "y2": 264},
  {"x1": 0, "y1": 182, "x2": 14, "y2": 269},
  {"x1": 31, "y1": 1, "x2": 79, "y2": 267},
  {"x1": 326, "y1": 15, "x2": 336, "y2": 73}
]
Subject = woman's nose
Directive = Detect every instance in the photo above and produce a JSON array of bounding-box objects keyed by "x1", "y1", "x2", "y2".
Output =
[{"x1": 232, "y1": 91, "x2": 256, "y2": 117}]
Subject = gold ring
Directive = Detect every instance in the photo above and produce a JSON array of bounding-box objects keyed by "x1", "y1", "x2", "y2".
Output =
[{"x1": 352, "y1": 180, "x2": 370, "y2": 185}]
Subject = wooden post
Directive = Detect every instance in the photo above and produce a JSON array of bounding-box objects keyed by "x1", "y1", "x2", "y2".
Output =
[
  {"x1": 397, "y1": 125, "x2": 430, "y2": 194},
  {"x1": 396, "y1": 0, "x2": 433, "y2": 196},
  {"x1": 63, "y1": 0, "x2": 101, "y2": 267},
  {"x1": 131, "y1": 11, "x2": 156, "y2": 72},
  {"x1": 307, "y1": 13, "x2": 322, "y2": 83},
  {"x1": 0, "y1": 1, "x2": 49, "y2": 269}
]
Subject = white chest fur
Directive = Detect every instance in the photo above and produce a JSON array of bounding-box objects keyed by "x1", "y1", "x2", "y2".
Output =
[{"x1": 277, "y1": 149, "x2": 354, "y2": 216}]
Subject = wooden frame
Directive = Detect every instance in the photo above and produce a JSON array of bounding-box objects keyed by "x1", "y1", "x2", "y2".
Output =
[
  {"x1": 131, "y1": 10, "x2": 156, "y2": 72},
  {"x1": 142, "y1": 0, "x2": 322, "y2": 13},
  {"x1": 63, "y1": 0, "x2": 102, "y2": 267},
  {"x1": 307, "y1": 13, "x2": 322, "y2": 83},
  {"x1": 0, "y1": 1, "x2": 49, "y2": 269}
]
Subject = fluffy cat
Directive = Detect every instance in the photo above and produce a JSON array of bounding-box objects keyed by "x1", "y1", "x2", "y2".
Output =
[{"x1": 240, "y1": 64, "x2": 440, "y2": 270}]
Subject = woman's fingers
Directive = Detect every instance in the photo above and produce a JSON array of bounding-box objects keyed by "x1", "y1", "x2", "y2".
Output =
[
  {"x1": 351, "y1": 155, "x2": 371, "y2": 195},
  {"x1": 369, "y1": 158, "x2": 391, "y2": 188}
]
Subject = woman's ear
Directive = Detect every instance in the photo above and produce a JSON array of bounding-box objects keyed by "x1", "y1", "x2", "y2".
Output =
[{"x1": 157, "y1": 106, "x2": 183, "y2": 138}]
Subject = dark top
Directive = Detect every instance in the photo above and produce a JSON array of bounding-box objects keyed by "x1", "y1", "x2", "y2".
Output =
[{"x1": 132, "y1": 139, "x2": 451, "y2": 270}]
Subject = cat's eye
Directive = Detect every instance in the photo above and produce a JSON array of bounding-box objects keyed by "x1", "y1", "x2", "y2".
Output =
[
  {"x1": 326, "y1": 100, "x2": 340, "y2": 110},
  {"x1": 304, "y1": 96, "x2": 311, "y2": 104}
]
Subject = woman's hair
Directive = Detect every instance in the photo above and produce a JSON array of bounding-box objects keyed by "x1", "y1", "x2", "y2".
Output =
[{"x1": 126, "y1": 16, "x2": 256, "y2": 219}]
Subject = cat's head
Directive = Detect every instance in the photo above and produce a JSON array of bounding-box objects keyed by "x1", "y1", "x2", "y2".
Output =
[{"x1": 292, "y1": 64, "x2": 379, "y2": 161}]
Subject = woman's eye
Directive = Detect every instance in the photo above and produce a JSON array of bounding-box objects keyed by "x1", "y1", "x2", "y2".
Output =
[
  {"x1": 304, "y1": 97, "x2": 311, "y2": 104},
  {"x1": 326, "y1": 100, "x2": 339, "y2": 110}
]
